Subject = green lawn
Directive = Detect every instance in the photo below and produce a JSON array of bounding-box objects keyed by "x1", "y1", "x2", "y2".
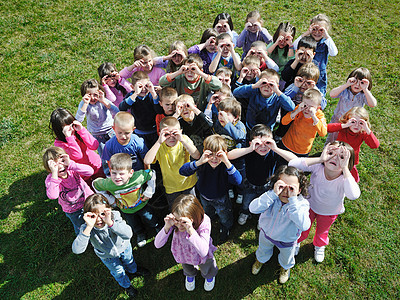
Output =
[{"x1": 1, "y1": 0, "x2": 399, "y2": 299}]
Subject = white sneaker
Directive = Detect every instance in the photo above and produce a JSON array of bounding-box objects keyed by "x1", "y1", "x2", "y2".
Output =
[
  {"x1": 279, "y1": 267, "x2": 290, "y2": 284},
  {"x1": 236, "y1": 194, "x2": 243, "y2": 204},
  {"x1": 228, "y1": 189, "x2": 234, "y2": 199},
  {"x1": 238, "y1": 213, "x2": 249, "y2": 225},
  {"x1": 314, "y1": 246, "x2": 326, "y2": 263},
  {"x1": 294, "y1": 242, "x2": 300, "y2": 256},
  {"x1": 204, "y1": 277, "x2": 215, "y2": 291},
  {"x1": 185, "y1": 276, "x2": 195, "y2": 291}
]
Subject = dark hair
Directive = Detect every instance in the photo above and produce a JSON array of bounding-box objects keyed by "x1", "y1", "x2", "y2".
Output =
[
  {"x1": 200, "y1": 28, "x2": 218, "y2": 44},
  {"x1": 213, "y1": 13, "x2": 234, "y2": 30},
  {"x1": 172, "y1": 194, "x2": 204, "y2": 230},
  {"x1": 272, "y1": 22, "x2": 296, "y2": 57},
  {"x1": 80, "y1": 78, "x2": 105, "y2": 97},
  {"x1": 97, "y1": 62, "x2": 128, "y2": 96},
  {"x1": 84, "y1": 194, "x2": 112, "y2": 213},
  {"x1": 49, "y1": 108, "x2": 81, "y2": 143},
  {"x1": 298, "y1": 36, "x2": 317, "y2": 52},
  {"x1": 269, "y1": 165, "x2": 309, "y2": 197},
  {"x1": 347, "y1": 67, "x2": 372, "y2": 90},
  {"x1": 249, "y1": 124, "x2": 272, "y2": 140},
  {"x1": 167, "y1": 41, "x2": 188, "y2": 73},
  {"x1": 325, "y1": 141, "x2": 356, "y2": 170}
]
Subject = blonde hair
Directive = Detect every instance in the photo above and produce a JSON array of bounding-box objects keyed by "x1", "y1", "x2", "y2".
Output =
[
  {"x1": 131, "y1": 71, "x2": 149, "y2": 85},
  {"x1": 245, "y1": 11, "x2": 263, "y2": 26},
  {"x1": 303, "y1": 88, "x2": 322, "y2": 106},
  {"x1": 114, "y1": 112, "x2": 135, "y2": 129},
  {"x1": 203, "y1": 134, "x2": 227, "y2": 152},
  {"x1": 215, "y1": 67, "x2": 233, "y2": 78},
  {"x1": 42, "y1": 146, "x2": 66, "y2": 173},
  {"x1": 242, "y1": 55, "x2": 261, "y2": 67},
  {"x1": 175, "y1": 94, "x2": 195, "y2": 106},
  {"x1": 339, "y1": 107, "x2": 371, "y2": 129},
  {"x1": 134, "y1": 44, "x2": 156, "y2": 60},
  {"x1": 218, "y1": 97, "x2": 241, "y2": 119},
  {"x1": 311, "y1": 13, "x2": 331, "y2": 31},
  {"x1": 297, "y1": 63, "x2": 320, "y2": 83},
  {"x1": 109, "y1": 153, "x2": 132, "y2": 171},
  {"x1": 159, "y1": 116, "x2": 180, "y2": 130},
  {"x1": 260, "y1": 69, "x2": 279, "y2": 83},
  {"x1": 215, "y1": 84, "x2": 232, "y2": 97},
  {"x1": 159, "y1": 87, "x2": 178, "y2": 102}
]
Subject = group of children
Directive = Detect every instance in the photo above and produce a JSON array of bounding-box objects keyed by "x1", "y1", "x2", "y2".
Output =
[{"x1": 42, "y1": 11, "x2": 380, "y2": 297}]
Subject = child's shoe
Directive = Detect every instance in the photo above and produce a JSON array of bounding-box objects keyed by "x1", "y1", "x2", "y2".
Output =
[
  {"x1": 294, "y1": 242, "x2": 300, "y2": 256},
  {"x1": 125, "y1": 285, "x2": 138, "y2": 298},
  {"x1": 219, "y1": 228, "x2": 230, "y2": 243},
  {"x1": 238, "y1": 213, "x2": 249, "y2": 225},
  {"x1": 127, "y1": 266, "x2": 150, "y2": 280},
  {"x1": 251, "y1": 259, "x2": 264, "y2": 275},
  {"x1": 204, "y1": 277, "x2": 215, "y2": 291},
  {"x1": 236, "y1": 194, "x2": 243, "y2": 204},
  {"x1": 228, "y1": 189, "x2": 235, "y2": 199},
  {"x1": 279, "y1": 267, "x2": 290, "y2": 284},
  {"x1": 314, "y1": 246, "x2": 326, "y2": 263},
  {"x1": 137, "y1": 233, "x2": 147, "y2": 248},
  {"x1": 185, "y1": 276, "x2": 195, "y2": 291}
]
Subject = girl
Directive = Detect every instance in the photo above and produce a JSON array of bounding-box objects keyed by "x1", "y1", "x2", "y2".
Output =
[
  {"x1": 154, "y1": 40, "x2": 188, "y2": 73},
  {"x1": 72, "y1": 194, "x2": 149, "y2": 298},
  {"x1": 44, "y1": 147, "x2": 94, "y2": 235},
  {"x1": 154, "y1": 194, "x2": 218, "y2": 292},
  {"x1": 289, "y1": 141, "x2": 361, "y2": 263},
  {"x1": 293, "y1": 14, "x2": 338, "y2": 95},
  {"x1": 123, "y1": 44, "x2": 165, "y2": 86},
  {"x1": 327, "y1": 107, "x2": 379, "y2": 182},
  {"x1": 249, "y1": 165, "x2": 310, "y2": 284},
  {"x1": 213, "y1": 12, "x2": 239, "y2": 46},
  {"x1": 98, "y1": 62, "x2": 132, "y2": 107},
  {"x1": 237, "y1": 11, "x2": 273, "y2": 59},
  {"x1": 50, "y1": 107, "x2": 104, "y2": 185},
  {"x1": 188, "y1": 28, "x2": 218, "y2": 74}
]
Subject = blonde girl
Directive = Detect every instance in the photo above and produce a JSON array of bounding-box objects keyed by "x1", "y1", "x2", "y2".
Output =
[{"x1": 154, "y1": 40, "x2": 188, "y2": 73}]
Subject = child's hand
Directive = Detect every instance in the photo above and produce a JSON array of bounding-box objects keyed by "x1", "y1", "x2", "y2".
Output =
[
  {"x1": 133, "y1": 60, "x2": 144, "y2": 69},
  {"x1": 297, "y1": 101, "x2": 308, "y2": 112},
  {"x1": 305, "y1": 23, "x2": 315, "y2": 36},
  {"x1": 158, "y1": 127, "x2": 170, "y2": 144},
  {"x1": 145, "y1": 81, "x2": 156, "y2": 94},
  {"x1": 198, "y1": 150, "x2": 212, "y2": 165},
  {"x1": 246, "y1": 49, "x2": 257, "y2": 58},
  {"x1": 102, "y1": 207, "x2": 113, "y2": 226},
  {"x1": 205, "y1": 36, "x2": 216, "y2": 51},
  {"x1": 239, "y1": 67, "x2": 249, "y2": 79},
  {"x1": 338, "y1": 146, "x2": 350, "y2": 170},
  {"x1": 320, "y1": 26, "x2": 329, "y2": 39},
  {"x1": 321, "y1": 144, "x2": 338, "y2": 162},
  {"x1": 83, "y1": 212, "x2": 97, "y2": 228},
  {"x1": 344, "y1": 117, "x2": 358, "y2": 128},
  {"x1": 253, "y1": 77, "x2": 268, "y2": 89},
  {"x1": 216, "y1": 149, "x2": 229, "y2": 165},
  {"x1": 245, "y1": 21, "x2": 253, "y2": 31},
  {"x1": 48, "y1": 159, "x2": 59, "y2": 174},
  {"x1": 294, "y1": 49, "x2": 304, "y2": 62},
  {"x1": 264, "y1": 138, "x2": 277, "y2": 151},
  {"x1": 360, "y1": 79, "x2": 370, "y2": 91},
  {"x1": 287, "y1": 184, "x2": 299, "y2": 198},
  {"x1": 164, "y1": 213, "x2": 176, "y2": 231},
  {"x1": 285, "y1": 35, "x2": 293, "y2": 47},
  {"x1": 185, "y1": 100, "x2": 197, "y2": 112},
  {"x1": 72, "y1": 120, "x2": 83, "y2": 132},
  {"x1": 171, "y1": 128, "x2": 183, "y2": 141},
  {"x1": 101, "y1": 75, "x2": 109, "y2": 86},
  {"x1": 188, "y1": 63, "x2": 202, "y2": 75},
  {"x1": 82, "y1": 94, "x2": 91, "y2": 105},
  {"x1": 179, "y1": 216, "x2": 193, "y2": 232},
  {"x1": 179, "y1": 65, "x2": 189, "y2": 74},
  {"x1": 134, "y1": 81, "x2": 144, "y2": 94},
  {"x1": 98, "y1": 89, "x2": 106, "y2": 103},
  {"x1": 250, "y1": 137, "x2": 262, "y2": 151},
  {"x1": 347, "y1": 77, "x2": 357, "y2": 86},
  {"x1": 256, "y1": 49, "x2": 268, "y2": 60},
  {"x1": 175, "y1": 102, "x2": 184, "y2": 116},
  {"x1": 59, "y1": 153, "x2": 70, "y2": 168},
  {"x1": 308, "y1": 106, "x2": 317, "y2": 117},
  {"x1": 268, "y1": 80, "x2": 280, "y2": 93},
  {"x1": 141, "y1": 196, "x2": 150, "y2": 202},
  {"x1": 294, "y1": 76, "x2": 304, "y2": 88},
  {"x1": 273, "y1": 179, "x2": 286, "y2": 196},
  {"x1": 359, "y1": 119, "x2": 371, "y2": 134},
  {"x1": 62, "y1": 124, "x2": 74, "y2": 137},
  {"x1": 209, "y1": 93, "x2": 220, "y2": 105}
]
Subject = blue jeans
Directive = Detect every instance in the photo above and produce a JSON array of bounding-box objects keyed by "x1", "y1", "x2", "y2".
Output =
[
  {"x1": 65, "y1": 209, "x2": 84, "y2": 235},
  {"x1": 100, "y1": 243, "x2": 137, "y2": 288},
  {"x1": 93, "y1": 129, "x2": 115, "y2": 176},
  {"x1": 122, "y1": 205, "x2": 159, "y2": 235},
  {"x1": 200, "y1": 194, "x2": 233, "y2": 231},
  {"x1": 241, "y1": 180, "x2": 268, "y2": 215}
]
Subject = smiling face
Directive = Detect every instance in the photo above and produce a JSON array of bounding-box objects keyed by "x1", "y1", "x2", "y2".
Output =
[
  {"x1": 177, "y1": 100, "x2": 195, "y2": 121},
  {"x1": 301, "y1": 97, "x2": 319, "y2": 118},
  {"x1": 91, "y1": 204, "x2": 108, "y2": 228},
  {"x1": 246, "y1": 16, "x2": 260, "y2": 33},
  {"x1": 86, "y1": 87, "x2": 100, "y2": 104},
  {"x1": 183, "y1": 63, "x2": 199, "y2": 82},
  {"x1": 110, "y1": 168, "x2": 134, "y2": 186},
  {"x1": 140, "y1": 55, "x2": 153, "y2": 72},
  {"x1": 215, "y1": 20, "x2": 230, "y2": 33},
  {"x1": 105, "y1": 73, "x2": 118, "y2": 87},
  {"x1": 350, "y1": 78, "x2": 363, "y2": 94},
  {"x1": 253, "y1": 135, "x2": 273, "y2": 156},
  {"x1": 277, "y1": 31, "x2": 292, "y2": 48},
  {"x1": 172, "y1": 213, "x2": 191, "y2": 232},
  {"x1": 207, "y1": 152, "x2": 223, "y2": 168},
  {"x1": 311, "y1": 21, "x2": 328, "y2": 41},
  {"x1": 277, "y1": 174, "x2": 300, "y2": 203},
  {"x1": 297, "y1": 46, "x2": 315, "y2": 64},
  {"x1": 55, "y1": 157, "x2": 68, "y2": 178},
  {"x1": 347, "y1": 116, "x2": 364, "y2": 133}
]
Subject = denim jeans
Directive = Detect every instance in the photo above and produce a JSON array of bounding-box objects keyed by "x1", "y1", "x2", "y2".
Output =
[
  {"x1": 200, "y1": 194, "x2": 233, "y2": 230},
  {"x1": 241, "y1": 180, "x2": 268, "y2": 215},
  {"x1": 65, "y1": 209, "x2": 84, "y2": 235},
  {"x1": 100, "y1": 243, "x2": 137, "y2": 288},
  {"x1": 121, "y1": 205, "x2": 159, "y2": 235},
  {"x1": 93, "y1": 129, "x2": 115, "y2": 176}
]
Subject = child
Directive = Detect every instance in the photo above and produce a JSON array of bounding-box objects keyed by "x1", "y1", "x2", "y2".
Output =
[
  {"x1": 232, "y1": 69, "x2": 295, "y2": 131},
  {"x1": 72, "y1": 194, "x2": 149, "y2": 298},
  {"x1": 43, "y1": 147, "x2": 94, "y2": 235},
  {"x1": 179, "y1": 135, "x2": 242, "y2": 242},
  {"x1": 215, "y1": 67, "x2": 233, "y2": 87},
  {"x1": 102, "y1": 112, "x2": 148, "y2": 172},
  {"x1": 175, "y1": 94, "x2": 213, "y2": 152},
  {"x1": 228, "y1": 125, "x2": 298, "y2": 225},
  {"x1": 75, "y1": 79, "x2": 119, "y2": 175},
  {"x1": 327, "y1": 107, "x2": 379, "y2": 182},
  {"x1": 250, "y1": 165, "x2": 310, "y2": 284},
  {"x1": 119, "y1": 71, "x2": 163, "y2": 148},
  {"x1": 244, "y1": 41, "x2": 279, "y2": 72},
  {"x1": 159, "y1": 53, "x2": 222, "y2": 111},
  {"x1": 209, "y1": 33, "x2": 242, "y2": 74},
  {"x1": 204, "y1": 83, "x2": 232, "y2": 120},
  {"x1": 122, "y1": 44, "x2": 165, "y2": 86},
  {"x1": 93, "y1": 153, "x2": 160, "y2": 247},
  {"x1": 293, "y1": 14, "x2": 338, "y2": 95},
  {"x1": 143, "y1": 117, "x2": 200, "y2": 208},
  {"x1": 155, "y1": 87, "x2": 179, "y2": 133},
  {"x1": 327, "y1": 67, "x2": 377, "y2": 143},
  {"x1": 289, "y1": 141, "x2": 361, "y2": 262},
  {"x1": 154, "y1": 194, "x2": 218, "y2": 291},
  {"x1": 237, "y1": 11, "x2": 272, "y2": 59},
  {"x1": 188, "y1": 28, "x2": 218, "y2": 75},
  {"x1": 213, "y1": 12, "x2": 239, "y2": 46},
  {"x1": 50, "y1": 108, "x2": 104, "y2": 185},
  {"x1": 98, "y1": 62, "x2": 132, "y2": 107},
  {"x1": 279, "y1": 88, "x2": 327, "y2": 158},
  {"x1": 154, "y1": 40, "x2": 188, "y2": 73}
]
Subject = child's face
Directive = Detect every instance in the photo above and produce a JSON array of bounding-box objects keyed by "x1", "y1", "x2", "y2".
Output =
[
  {"x1": 137, "y1": 79, "x2": 150, "y2": 97},
  {"x1": 217, "y1": 73, "x2": 231, "y2": 86},
  {"x1": 54, "y1": 156, "x2": 68, "y2": 178},
  {"x1": 297, "y1": 47, "x2": 315, "y2": 64},
  {"x1": 277, "y1": 31, "x2": 293, "y2": 48},
  {"x1": 171, "y1": 51, "x2": 184, "y2": 65},
  {"x1": 206, "y1": 36, "x2": 217, "y2": 53},
  {"x1": 177, "y1": 100, "x2": 195, "y2": 121},
  {"x1": 252, "y1": 135, "x2": 273, "y2": 156},
  {"x1": 350, "y1": 78, "x2": 363, "y2": 94},
  {"x1": 172, "y1": 213, "x2": 191, "y2": 232},
  {"x1": 297, "y1": 76, "x2": 316, "y2": 92},
  {"x1": 347, "y1": 116, "x2": 364, "y2": 134},
  {"x1": 86, "y1": 87, "x2": 100, "y2": 104},
  {"x1": 140, "y1": 55, "x2": 153, "y2": 72},
  {"x1": 212, "y1": 91, "x2": 227, "y2": 108},
  {"x1": 324, "y1": 146, "x2": 343, "y2": 173},
  {"x1": 91, "y1": 204, "x2": 108, "y2": 228},
  {"x1": 113, "y1": 124, "x2": 134, "y2": 146},
  {"x1": 243, "y1": 63, "x2": 260, "y2": 81},
  {"x1": 259, "y1": 76, "x2": 277, "y2": 98},
  {"x1": 183, "y1": 63, "x2": 200, "y2": 82},
  {"x1": 105, "y1": 72, "x2": 118, "y2": 87},
  {"x1": 301, "y1": 98, "x2": 319, "y2": 118},
  {"x1": 206, "y1": 151, "x2": 223, "y2": 168},
  {"x1": 277, "y1": 174, "x2": 300, "y2": 203},
  {"x1": 218, "y1": 110, "x2": 237, "y2": 127},
  {"x1": 311, "y1": 22, "x2": 327, "y2": 41},
  {"x1": 249, "y1": 46, "x2": 265, "y2": 63},
  {"x1": 110, "y1": 168, "x2": 134, "y2": 186},
  {"x1": 159, "y1": 97, "x2": 176, "y2": 115},
  {"x1": 218, "y1": 38, "x2": 232, "y2": 57},
  {"x1": 163, "y1": 125, "x2": 181, "y2": 147},
  {"x1": 246, "y1": 16, "x2": 260, "y2": 33},
  {"x1": 215, "y1": 20, "x2": 230, "y2": 33}
]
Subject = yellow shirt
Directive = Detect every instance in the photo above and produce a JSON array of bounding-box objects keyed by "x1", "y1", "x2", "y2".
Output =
[{"x1": 155, "y1": 135, "x2": 197, "y2": 193}]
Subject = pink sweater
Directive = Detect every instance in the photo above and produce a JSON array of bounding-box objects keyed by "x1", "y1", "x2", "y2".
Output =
[
  {"x1": 120, "y1": 66, "x2": 165, "y2": 86},
  {"x1": 103, "y1": 77, "x2": 133, "y2": 107}
]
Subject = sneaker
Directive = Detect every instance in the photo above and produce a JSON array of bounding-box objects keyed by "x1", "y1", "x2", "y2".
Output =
[
  {"x1": 137, "y1": 233, "x2": 147, "y2": 248},
  {"x1": 228, "y1": 189, "x2": 235, "y2": 199},
  {"x1": 251, "y1": 259, "x2": 263, "y2": 275},
  {"x1": 125, "y1": 285, "x2": 138, "y2": 298},
  {"x1": 314, "y1": 246, "x2": 326, "y2": 263},
  {"x1": 128, "y1": 266, "x2": 150, "y2": 280},
  {"x1": 294, "y1": 242, "x2": 300, "y2": 256},
  {"x1": 219, "y1": 228, "x2": 230, "y2": 243},
  {"x1": 185, "y1": 276, "x2": 195, "y2": 291},
  {"x1": 236, "y1": 194, "x2": 243, "y2": 204},
  {"x1": 238, "y1": 213, "x2": 249, "y2": 225},
  {"x1": 204, "y1": 277, "x2": 215, "y2": 291},
  {"x1": 279, "y1": 267, "x2": 290, "y2": 284}
]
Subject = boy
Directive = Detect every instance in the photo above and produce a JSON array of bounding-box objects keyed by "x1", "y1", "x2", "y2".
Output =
[
  {"x1": 233, "y1": 69, "x2": 295, "y2": 131},
  {"x1": 159, "y1": 53, "x2": 222, "y2": 111},
  {"x1": 227, "y1": 125, "x2": 297, "y2": 225},
  {"x1": 102, "y1": 112, "x2": 148, "y2": 172},
  {"x1": 175, "y1": 94, "x2": 213, "y2": 152},
  {"x1": 143, "y1": 117, "x2": 200, "y2": 208},
  {"x1": 155, "y1": 87, "x2": 179, "y2": 133},
  {"x1": 209, "y1": 33, "x2": 242, "y2": 74},
  {"x1": 215, "y1": 67, "x2": 233, "y2": 87},
  {"x1": 244, "y1": 41, "x2": 279, "y2": 72},
  {"x1": 204, "y1": 83, "x2": 232, "y2": 120},
  {"x1": 179, "y1": 135, "x2": 242, "y2": 242},
  {"x1": 93, "y1": 153, "x2": 161, "y2": 247}
]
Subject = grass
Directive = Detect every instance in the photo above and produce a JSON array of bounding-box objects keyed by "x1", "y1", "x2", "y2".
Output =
[{"x1": 1, "y1": 0, "x2": 400, "y2": 298}]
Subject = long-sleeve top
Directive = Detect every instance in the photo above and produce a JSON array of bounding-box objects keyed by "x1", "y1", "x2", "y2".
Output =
[
  {"x1": 330, "y1": 88, "x2": 369, "y2": 123},
  {"x1": 72, "y1": 211, "x2": 132, "y2": 259},
  {"x1": 266, "y1": 43, "x2": 295, "y2": 75},
  {"x1": 232, "y1": 84, "x2": 295, "y2": 130},
  {"x1": 284, "y1": 83, "x2": 327, "y2": 110},
  {"x1": 120, "y1": 66, "x2": 165, "y2": 86},
  {"x1": 327, "y1": 123, "x2": 379, "y2": 165},
  {"x1": 187, "y1": 45, "x2": 215, "y2": 75},
  {"x1": 159, "y1": 73, "x2": 222, "y2": 111},
  {"x1": 212, "y1": 119, "x2": 246, "y2": 151},
  {"x1": 102, "y1": 74, "x2": 133, "y2": 107},
  {"x1": 179, "y1": 161, "x2": 242, "y2": 199},
  {"x1": 281, "y1": 59, "x2": 319, "y2": 90},
  {"x1": 210, "y1": 52, "x2": 241, "y2": 74},
  {"x1": 250, "y1": 190, "x2": 310, "y2": 242},
  {"x1": 245, "y1": 150, "x2": 280, "y2": 186},
  {"x1": 75, "y1": 99, "x2": 118, "y2": 136},
  {"x1": 45, "y1": 160, "x2": 94, "y2": 213},
  {"x1": 289, "y1": 158, "x2": 361, "y2": 215},
  {"x1": 54, "y1": 127, "x2": 102, "y2": 175},
  {"x1": 154, "y1": 214, "x2": 217, "y2": 265},
  {"x1": 178, "y1": 112, "x2": 213, "y2": 152},
  {"x1": 281, "y1": 106, "x2": 327, "y2": 155},
  {"x1": 237, "y1": 28, "x2": 272, "y2": 58}
]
